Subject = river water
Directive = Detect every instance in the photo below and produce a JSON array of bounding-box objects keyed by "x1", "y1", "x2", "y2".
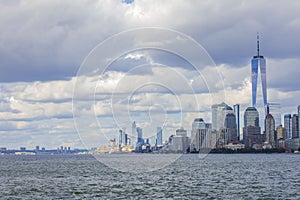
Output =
[{"x1": 0, "y1": 154, "x2": 299, "y2": 199}]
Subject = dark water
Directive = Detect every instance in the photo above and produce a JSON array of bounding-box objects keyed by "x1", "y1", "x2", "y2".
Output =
[{"x1": 0, "y1": 154, "x2": 299, "y2": 199}]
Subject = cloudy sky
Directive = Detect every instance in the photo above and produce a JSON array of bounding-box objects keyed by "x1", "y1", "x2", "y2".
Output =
[{"x1": 0, "y1": 0, "x2": 300, "y2": 149}]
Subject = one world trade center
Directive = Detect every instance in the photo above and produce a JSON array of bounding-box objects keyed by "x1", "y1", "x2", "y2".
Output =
[{"x1": 251, "y1": 33, "x2": 267, "y2": 109}]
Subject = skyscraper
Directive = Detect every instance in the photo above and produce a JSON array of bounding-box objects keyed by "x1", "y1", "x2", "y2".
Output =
[
  {"x1": 292, "y1": 114, "x2": 299, "y2": 138},
  {"x1": 119, "y1": 129, "x2": 123, "y2": 145},
  {"x1": 284, "y1": 114, "x2": 292, "y2": 139},
  {"x1": 211, "y1": 102, "x2": 234, "y2": 131},
  {"x1": 276, "y1": 125, "x2": 286, "y2": 140},
  {"x1": 220, "y1": 113, "x2": 238, "y2": 145},
  {"x1": 169, "y1": 128, "x2": 190, "y2": 153},
  {"x1": 266, "y1": 103, "x2": 281, "y2": 129},
  {"x1": 265, "y1": 114, "x2": 276, "y2": 148},
  {"x1": 190, "y1": 118, "x2": 212, "y2": 151},
  {"x1": 251, "y1": 33, "x2": 267, "y2": 108},
  {"x1": 244, "y1": 107, "x2": 259, "y2": 127},
  {"x1": 243, "y1": 107, "x2": 262, "y2": 148},
  {"x1": 156, "y1": 127, "x2": 163, "y2": 145},
  {"x1": 132, "y1": 121, "x2": 136, "y2": 146},
  {"x1": 136, "y1": 127, "x2": 143, "y2": 145},
  {"x1": 233, "y1": 104, "x2": 240, "y2": 141}
]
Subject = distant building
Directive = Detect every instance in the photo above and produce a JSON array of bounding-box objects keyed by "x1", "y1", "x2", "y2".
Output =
[
  {"x1": 243, "y1": 107, "x2": 263, "y2": 148},
  {"x1": 20, "y1": 147, "x2": 26, "y2": 151},
  {"x1": 123, "y1": 133, "x2": 128, "y2": 146},
  {"x1": 292, "y1": 114, "x2": 299, "y2": 138},
  {"x1": 137, "y1": 127, "x2": 143, "y2": 145},
  {"x1": 132, "y1": 121, "x2": 136, "y2": 147},
  {"x1": 266, "y1": 103, "x2": 281, "y2": 129},
  {"x1": 284, "y1": 114, "x2": 292, "y2": 139},
  {"x1": 217, "y1": 113, "x2": 238, "y2": 147},
  {"x1": 224, "y1": 143, "x2": 245, "y2": 150},
  {"x1": 251, "y1": 33, "x2": 267, "y2": 121},
  {"x1": 156, "y1": 127, "x2": 163, "y2": 145},
  {"x1": 119, "y1": 129, "x2": 123, "y2": 145},
  {"x1": 190, "y1": 118, "x2": 212, "y2": 151},
  {"x1": 244, "y1": 107, "x2": 259, "y2": 127},
  {"x1": 233, "y1": 104, "x2": 241, "y2": 140},
  {"x1": 211, "y1": 102, "x2": 234, "y2": 131},
  {"x1": 276, "y1": 125, "x2": 286, "y2": 140},
  {"x1": 285, "y1": 138, "x2": 300, "y2": 151},
  {"x1": 264, "y1": 114, "x2": 276, "y2": 148},
  {"x1": 168, "y1": 128, "x2": 190, "y2": 153}
]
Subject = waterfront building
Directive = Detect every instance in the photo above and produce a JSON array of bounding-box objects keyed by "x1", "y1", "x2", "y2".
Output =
[
  {"x1": 264, "y1": 114, "x2": 276, "y2": 148},
  {"x1": 119, "y1": 129, "x2": 123, "y2": 145},
  {"x1": 190, "y1": 118, "x2": 212, "y2": 151},
  {"x1": 156, "y1": 127, "x2": 163, "y2": 145},
  {"x1": 251, "y1": 33, "x2": 267, "y2": 109},
  {"x1": 244, "y1": 107, "x2": 259, "y2": 127},
  {"x1": 132, "y1": 121, "x2": 136, "y2": 146},
  {"x1": 284, "y1": 114, "x2": 292, "y2": 139},
  {"x1": 233, "y1": 104, "x2": 241, "y2": 140},
  {"x1": 168, "y1": 128, "x2": 190, "y2": 153},
  {"x1": 243, "y1": 107, "x2": 263, "y2": 148},
  {"x1": 122, "y1": 133, "x2": 128, "y2": 146},
  {"x1": 224, "y1": 113, "x2": 238, "y2": 143},
  {"x1": 276, "y1": 125, "x2": 286, "y2": 140},
  {"x1": 266, "y1": 103, "x2": 281, "y2": 129},
  {"x1": 136, "y1": 127, "x2": 143, "y2": 145},
  {"x1": 211, "y1": 102, "x2": 234, "y2": 131},
  {"x1": 292, "y1": 114, "x2": 299, "y2": 138}
]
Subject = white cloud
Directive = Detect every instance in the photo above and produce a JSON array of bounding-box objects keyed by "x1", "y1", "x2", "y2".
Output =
[{"x1": 1, "y1": 0, "x2": 300, "y2": 148}]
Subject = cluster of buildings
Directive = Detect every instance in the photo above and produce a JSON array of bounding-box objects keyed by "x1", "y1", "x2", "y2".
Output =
[
  {"x1": 0, "y1": 146, "x2": 86, "y2": 155},
  {"x1": 99, "y1": 33, "x2": 300, "y2": 154}
]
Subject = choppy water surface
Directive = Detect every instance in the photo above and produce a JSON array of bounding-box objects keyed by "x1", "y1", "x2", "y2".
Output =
[{"x1": 0, "y1": 154, "x2": 299, "y2": 199}]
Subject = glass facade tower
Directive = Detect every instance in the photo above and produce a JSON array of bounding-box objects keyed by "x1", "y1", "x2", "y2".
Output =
[
  {"x1": 251, "y1": 33, "x2": 267, "y2": 108},
  {"x1": 156, "y1": 127, "x2": 163, "y2": 145}
]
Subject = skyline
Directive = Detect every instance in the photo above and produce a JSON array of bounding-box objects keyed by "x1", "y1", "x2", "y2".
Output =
[{"x1": 1, "y1": 1, "x2": 300, "y2": 149}]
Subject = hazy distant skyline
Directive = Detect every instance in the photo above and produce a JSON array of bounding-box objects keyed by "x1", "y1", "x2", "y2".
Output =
[{"x1": 1, "y1": 0, "x2": 300, "y2": 149}]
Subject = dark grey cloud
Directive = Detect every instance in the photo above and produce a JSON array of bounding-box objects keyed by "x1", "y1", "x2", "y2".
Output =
[{"x1": 0, "y1": 0, "x2": 299, "y2": 82}]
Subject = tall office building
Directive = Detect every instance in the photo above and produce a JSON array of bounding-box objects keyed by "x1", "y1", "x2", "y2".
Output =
[
  {"x1": 191, "y1": 118, "x2": 206, "y2": 141},
  {"x1": 265, "y1": 114, "x2": 276, "y2": 148},
  {"x1": 132, "y1": 121, "x2": 136, "y2": 146},
  {"x1": 218, "y1": 113, "x2": 238, "y2": 147},
  {"x1": 251, "y1": 33, "x2": 267, "y2": 108},
  {"x1": 211, "y1": 102, "x2": 234, "y2": 131},
  {"x1": 156, "y1": 127, "x2": 163, "y2": 145},
  {"x1": 243, "y1": 107, "x2": 262, "y2": 148},
  {"x1": 244, "y1": 107, "x2": 259, "y2": 127},
  {"x1": 190, "y1": 118, "x2": 212, "y2": 151},
  {"x1": 284, "y1": 114, "x2": 292, "y2": 139},
  {"x1": 251, "y1": 33, "x2": 267, "y2": 131},
  {"x1": 119, "y1": 129, "x2": 123, "y2": 145},
  {"x1": 276, "y1": 125, "x2": 286, "y2": 140},
  {"x1": 292, "y1": 114, "x2": 299, "y2": 138},
  {"x1": 233, "y1": 104, "x2": 241, "y2": 140},
  {"x1": 136, "y1": 127, "x2": 143, "y2": 145},
  {"x1": 266, "y1": 103, "x2": 281, "y2": 129},
  {"x1": 169, "y1": 128, "x2": 190, "y2": 153},
  {"x1": 122, "y1": 129, "x2": 128, "y2": 146}
]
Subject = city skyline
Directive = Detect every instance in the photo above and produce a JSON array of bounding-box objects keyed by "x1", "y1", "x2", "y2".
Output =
[{"x1": 0, "y1": 1, "x2": 300, "y2": 149}]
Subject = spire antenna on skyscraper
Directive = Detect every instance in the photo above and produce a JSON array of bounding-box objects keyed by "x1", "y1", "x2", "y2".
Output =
[{"x1": 257, "y1": 32, "x2": 260, "y2": 56}]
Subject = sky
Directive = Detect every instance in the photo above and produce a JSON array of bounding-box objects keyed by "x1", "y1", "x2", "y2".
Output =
[{"x1": 0, "y1": 0, "x2": 300, "y2": 149}]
